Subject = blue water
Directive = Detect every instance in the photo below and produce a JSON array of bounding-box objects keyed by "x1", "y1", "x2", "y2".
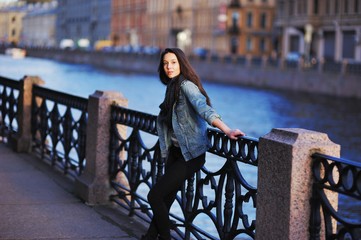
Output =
[
  {"x1": 1, "y1": 55, "x2": 360, "y2": 238},
  {"x1": 1, "y1": 55, "x2": 360, "y2": 161}
]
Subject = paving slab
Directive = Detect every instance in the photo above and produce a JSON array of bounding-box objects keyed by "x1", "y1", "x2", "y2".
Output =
[{"x1": 0, "y1": 144, "x2": 147, "y2": 240}]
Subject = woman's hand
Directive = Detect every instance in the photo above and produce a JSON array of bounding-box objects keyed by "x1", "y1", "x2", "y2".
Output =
[
  {"x1": 226, "y1": 129, "x2": 245, "y2": 140},
  {"x1": 212, "y1": 118, "x2": 245, "y2": 140}
]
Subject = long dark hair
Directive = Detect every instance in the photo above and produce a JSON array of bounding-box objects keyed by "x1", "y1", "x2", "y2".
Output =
[{"x1": 158, "y1": 48, "x2": 211, "y2": 106}]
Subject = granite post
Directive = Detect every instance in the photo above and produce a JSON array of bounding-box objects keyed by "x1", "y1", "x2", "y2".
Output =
[
  {"x1": 75, "y1": 90, "x2": 128, "y2": 205},
  {"x1": 255, "y1": 128, "x2": 340, "y2": 240},
  {"x1": 12, "y1": 75, "x2": 44, "y2": 152}
]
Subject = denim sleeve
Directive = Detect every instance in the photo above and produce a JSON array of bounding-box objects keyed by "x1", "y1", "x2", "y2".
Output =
[{"x1": 180, "y1": 81, "x2": 220, "y2": 125}]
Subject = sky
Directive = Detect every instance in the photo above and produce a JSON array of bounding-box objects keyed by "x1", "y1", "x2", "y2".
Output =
[{"x1": 0, "y1": 0, "x2": 17, "y2": 3}]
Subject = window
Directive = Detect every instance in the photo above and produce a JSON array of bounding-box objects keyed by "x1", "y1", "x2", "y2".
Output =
[
  {"x1": 313, "y1": 0, "x2": 319, "y2": 14},
  {"x1": 297, "y1": 0, "x2": 306, "y2": 15},
  {"x1": 246, "y1": 36, "x2": 252, "y2": 51},
  {"x1": 326, "y1": 0, "x2": 330, "y2": 15},
  {"x1": 342, "y1": 30, "x2": 356, "y2": 58},
  {"x1": 230, "y1": 36, "x2": 238, "y2": 54},
  {"x1": 278, "y1": 0, "x2": 285, "y2": 17},
  {"x1": 260, "y1": 38, "x2": 266, "y2": 52},
  {"x1": 335, "y1": 0, "x2": 339, "y2": 14},
  {"x1": 355, "y1": 0, "x2": 359, "y2": 13},
  {"x1": 289, "y1": 0, "x2": 294, "y2": 15},
  {"x1": 76, "y1": 25, "x2": 81, "y2": 35},
  {"x1": 232, "y1": 12, "x2": 240, "y2": 28},
  {"x1": 345, "y1": 0, "x2": 349, "y2": 13},
  {"x1": 247, "y1": 12, "x2": 253, "y2": 28},
  {"x1": 260, "y1": 13, "x2": 266, "y2": 29}
]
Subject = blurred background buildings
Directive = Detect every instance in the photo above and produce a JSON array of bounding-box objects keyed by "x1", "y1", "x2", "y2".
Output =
[{"x1": 0, "y1": 0, "x2": 360, "y2": 63}]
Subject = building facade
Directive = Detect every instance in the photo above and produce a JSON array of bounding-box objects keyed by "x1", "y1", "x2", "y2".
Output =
[
  {"x1": 0, "y1": 0, "x2": 276, "y2": 56},
  {"x1": 144, "y1": 0, "x2": 230, "y2": 55},
  {"x1": 227, "y1": 0, "x2": 276, "y2": 57},
  {"x1": 56, "y1": 0, "x2": 111, "y2": 48},
  {"x1": 111, "y1": 0, "x2": 147, "y2": 47},
  {"x1": 111, "y1": 0, "x2": 229, "y2": 55},
  {"x1": 0, "y1": 2, "x2": 27, "y2": 46},
  {"x1": 21, "y1": 1, "x2": 57, "y2": 47},
  {"x1": 275, "y1": 0, "x2": 361, "y2": 62}
]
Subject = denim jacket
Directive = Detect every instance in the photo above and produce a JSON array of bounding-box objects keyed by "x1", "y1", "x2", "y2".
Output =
[{"x1": 157, "y1": 80, "x2": 220, "y2": 161}]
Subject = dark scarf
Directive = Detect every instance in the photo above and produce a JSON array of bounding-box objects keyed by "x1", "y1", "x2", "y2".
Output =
[{"x1": 159, "y1": 74, "x2": 185, "y2": 128}]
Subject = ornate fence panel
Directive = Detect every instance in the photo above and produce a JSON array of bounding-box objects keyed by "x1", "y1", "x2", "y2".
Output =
[
  {"x1": 31, "y1": 85, "x2": 88, "y2": 177},
  {"x1": 310, "y1": 153, "x2": 361, "y2": 240},
  {"x1": 0, "y1": 76, "x2": 20, "y2": 143},
  {"x1": 109, "y1": 105, "x2": 258, "y2": 240}
]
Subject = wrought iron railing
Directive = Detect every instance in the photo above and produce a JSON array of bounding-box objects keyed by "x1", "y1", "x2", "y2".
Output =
[
  {"x1": 31, "y1": 85, "x2": 88, "y2": 177},
  {"x1": 109, "y1": 104, "x2": 258, "y2": 240},
  {"x1": 0, "y1": 76, "x2": 20, "y2": 143},
  {"x1": 310, "y1": 153, "x2": 361, "y2": 240},
  {"x1": 2, "y1": 75, "x2": 361, "y2": 239}
]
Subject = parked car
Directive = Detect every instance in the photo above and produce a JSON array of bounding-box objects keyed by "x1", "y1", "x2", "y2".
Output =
[
  {"x1": 143, "y1": 46, "x2": 160, "y2": 55},
  {"x1": 286, "y1": 52, "x2": 318, "y2": 68},
  {"x1": 192, "y1": 47, "x2": 210, "y2": 60},
  {"x1": 286, "y1": 52, "x2": 303, "y2": 62}
]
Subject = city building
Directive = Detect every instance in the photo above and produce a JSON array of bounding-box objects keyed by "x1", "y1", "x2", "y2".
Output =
[
  {"x1": 145, "y1": 0, "x2": 230, "y2": 55},
  {"x1": 0, "y1": 2, "x2": 27, "y2": 46},
  {"x1": 143, "y1": 0, "x2": 275, "y2": 56},
  {"x1": 227, "y1": 0, "x2": 276, "y2": 57},
  {"x1": 111, "y1": 0, "x2": 229, "y2": 55},
  {"x1": 275, "y1": 0, "x2": 361, "y2": 62},
  {"x1": 21, "y1": 1, "x2": 58, "y2": 47},
  {"x1": 0, "y1": 0, "x2": 276, "y2": 57},
  {"x1": 111, "y1": 0, "x2": 147, "y2": 48},
  {"x1": 56, "y1": 0, "x2": 111, "y2": 49}
]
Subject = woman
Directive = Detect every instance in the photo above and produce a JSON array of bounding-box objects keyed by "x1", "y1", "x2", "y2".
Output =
[{"x1": 142, "y1": 48, "x2": 245, "y2": 240}]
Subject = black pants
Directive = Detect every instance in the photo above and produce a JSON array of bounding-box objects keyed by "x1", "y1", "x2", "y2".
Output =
[{"x1": 145, "y1": 146, "x2": 205, "y2": 240}]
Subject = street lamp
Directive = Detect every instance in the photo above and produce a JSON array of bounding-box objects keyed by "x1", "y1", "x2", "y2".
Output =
[{"x1": 304, "y1": 23, "x2": 313, "y2": 67}]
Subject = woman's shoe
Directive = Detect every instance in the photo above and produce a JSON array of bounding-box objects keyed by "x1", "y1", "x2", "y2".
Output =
[
  {"x1": 140, "y1": 234, "x2": 157, "y2": 240},
  {"x1": 158, "y1": 235, "x2": 171, "y2": 240},
  {"x1": 140, "y1": 235, "x2": 148, "y2": 240}
]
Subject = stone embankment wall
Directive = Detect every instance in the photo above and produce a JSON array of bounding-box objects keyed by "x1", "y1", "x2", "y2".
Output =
[{"x1": 14, "y1": 48, "x2": 361, "y2": 99}]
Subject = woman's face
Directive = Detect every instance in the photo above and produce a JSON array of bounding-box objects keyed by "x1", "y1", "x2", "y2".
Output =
[{"x1": 163, "y1": 52, "x2": 181, "y2": 79}]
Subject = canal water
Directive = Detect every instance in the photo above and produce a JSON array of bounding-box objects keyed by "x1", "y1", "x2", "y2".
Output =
[
  {"x1": 1, "y1": 55, "x2": 360, "y2": 161},
  {"x1": 1, "y1": 55, "x2": 360, "y2": 237}
]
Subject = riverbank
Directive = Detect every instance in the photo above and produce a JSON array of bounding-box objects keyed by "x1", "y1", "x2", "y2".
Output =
[{"x1": 3, "y1": 46, "x2": 361, "y2": 99}]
